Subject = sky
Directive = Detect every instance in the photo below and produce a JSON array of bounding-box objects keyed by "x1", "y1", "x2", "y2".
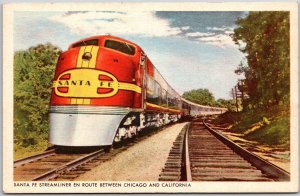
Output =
[{"x1": 14, "y1": 11, "x2": 247, "y2": 99}]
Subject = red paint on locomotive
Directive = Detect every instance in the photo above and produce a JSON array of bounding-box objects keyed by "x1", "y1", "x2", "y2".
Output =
[{"x1": 51, "y1": 35, "x2": 144, "y2": 109}]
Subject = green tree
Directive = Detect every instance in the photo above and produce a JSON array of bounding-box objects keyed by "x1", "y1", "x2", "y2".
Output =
[
  {"x1": 14, "y1": 43, "x2": 61, "y2": 147},
  {"x1": 232, "y1": 12, "x2": 290, "y2": 109},
  {"x1": 182, "y1": 88, "x2": 216, "y2": 106},
  {"x1": 217, "y1": 99, "x2": 236, "y2": 111}
]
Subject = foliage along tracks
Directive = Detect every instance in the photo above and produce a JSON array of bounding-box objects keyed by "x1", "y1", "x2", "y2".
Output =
[{"x1": 159, "y1": 118, "x2": 290, "y2": 181}]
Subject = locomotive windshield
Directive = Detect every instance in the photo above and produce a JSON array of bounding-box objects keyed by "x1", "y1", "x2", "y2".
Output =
[
  {"x1": 72, "y1": 39, "x2": 99, "y2": 48},
  {"x1": 104, "y1": 39, "x2": 135, "y2": 55}
]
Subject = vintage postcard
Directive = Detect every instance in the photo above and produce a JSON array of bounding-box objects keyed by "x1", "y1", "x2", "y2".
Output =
[{"x1": 2, "y1": 2, "x2": 299, "y2": 193}]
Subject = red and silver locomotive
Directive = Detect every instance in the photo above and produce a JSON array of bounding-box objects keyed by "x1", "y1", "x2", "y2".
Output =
[{"x1": 49, "y1": 35, "x2": 226, "y2": 147}]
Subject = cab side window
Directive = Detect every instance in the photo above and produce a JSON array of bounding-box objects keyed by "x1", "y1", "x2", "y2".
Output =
[
  {"x1": 72, "y1": 39, "x2": 99, "y2": 48},
  {"x1": 104, "y1": 40, "x2": 135, "y2": 55}
]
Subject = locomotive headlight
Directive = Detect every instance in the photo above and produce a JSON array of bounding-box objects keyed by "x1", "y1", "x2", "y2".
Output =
[{"x1": 82, "y1": 52, "x2": 92, "y2": 61}]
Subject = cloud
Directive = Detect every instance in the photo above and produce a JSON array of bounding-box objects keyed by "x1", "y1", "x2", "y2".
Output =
[
  {"x1": 224, "y1": 30, "x2": 234, "y2": 35},
  {"x1": 196, "y1": 34, "x2": 236, "y2": 48},
  {"x1": 183, "y1": 25, "x2": 235, "y2": 48},
  {"x1": 182, "y1": 25, "x2": 236, "y2": 48},
  {"x1": 184, "y1": 30, "x2": 235, "y2": 48},
  {"x1": 206, "y1": 27, "x2": 226, "y2": 31},
  {"x1": 186, "y1": 32, "x2": 215, "y2": 37},
  {"x1": 49, "y1": 11, "x2": 237, "y2": 49},
  {"x1": 181, "y1": 26, "x2": 190, "y2": 31},
  {"x1": 49, "y1": 11, "x2": 181, "y2": 37},
  {"x1": 206, "y1": 26, "x2": 233, "y2": 31}
]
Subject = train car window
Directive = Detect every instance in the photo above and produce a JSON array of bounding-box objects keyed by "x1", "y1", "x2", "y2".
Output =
[
  {"x1": 161, "y1": 89, "x2": 167, "y2": 107},
  {"x1": 104, "y1": 40, "x2": 135, "y2": 55},
  {"x1": 177, "y1": 98, "x2": 182, "y2": 109},
  {"x1": 167, "y1": 93, "x2": 178, "y2": 109},
  {"x1": 72, "y1": 39, "x2": 99, "y2": 48},
  {"x1": 146, "y1": 77, "x2": 161, "y2": 105},
  {"x1": 182, "y1": 102, "x2": 188, "y2": 109}
]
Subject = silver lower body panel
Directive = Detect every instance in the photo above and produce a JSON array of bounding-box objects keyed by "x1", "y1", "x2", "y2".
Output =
[{"x1": 49, "y1": 106, "x2": 129, "y2": 146}]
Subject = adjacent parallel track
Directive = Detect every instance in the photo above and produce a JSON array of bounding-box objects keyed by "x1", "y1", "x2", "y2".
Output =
[
  {"x1": 160, "y1": 118, "x2": 290, "y2": 182},
  {"x1": 186, "y1": 121, "x2": 290, "y2": 181},
  {"x1": 187, "y1": 121, "x2": 272, "y2": 181}
]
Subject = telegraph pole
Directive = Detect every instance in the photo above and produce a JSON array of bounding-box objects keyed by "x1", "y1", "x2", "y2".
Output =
[{"x1": 234, "y1": 85, "x2": 239, "y2": 112}]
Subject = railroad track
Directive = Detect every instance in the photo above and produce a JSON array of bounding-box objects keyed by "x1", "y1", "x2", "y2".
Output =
[
  {"x1": 159, "y1": 123, "x2": 189, "y2": 181},
  {"x1": 160, "y1": 118, "x2": 290, "y2": 182},
  {"x1": 14, "y1": 148, "x2": 105, "y2": 181},
  {"x1": 14, "y1": 125, "x2": 172, "y2": 181}
]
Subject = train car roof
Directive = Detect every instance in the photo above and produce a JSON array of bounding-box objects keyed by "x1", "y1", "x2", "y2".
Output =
[
  {"x1": 69, "y1": 35, "x2": 142, "y2": 50},
  {"x1": 181, "y1": 98, "x2": 227, "y2": 110},
  {"x1": 181, "y1": 98, "x2": 210, "y2": 108}
]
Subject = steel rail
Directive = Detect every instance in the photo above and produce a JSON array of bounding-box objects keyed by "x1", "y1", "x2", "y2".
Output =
[
  {"x1": 32, "y1": 149, "x2": 105, "y2": 181},
  {"x1": 184, "y1": 126, "x2": 192, "y2": 182},
  {"x1": 14, "y1": 149, "x2": 56, "y2": 168},
  {"x1": 203, "y1": 120, "x2": 290, "y2": 181}
]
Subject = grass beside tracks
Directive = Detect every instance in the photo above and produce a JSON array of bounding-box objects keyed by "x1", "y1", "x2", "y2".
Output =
[
  {"x1": 214, "y1": 106, "x2": 290, "y2": 150},
  {"x1": 14, "y1": 133, "x2": 49, "y2": 160}
]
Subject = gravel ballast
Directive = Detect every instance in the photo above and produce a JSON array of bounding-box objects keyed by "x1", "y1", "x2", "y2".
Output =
[{"x1": 77, "y1": 122, "x2": 188, "y2": 181}]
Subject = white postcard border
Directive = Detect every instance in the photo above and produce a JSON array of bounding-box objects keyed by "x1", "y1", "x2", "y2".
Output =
[{"x1": 2, "y1": 2, "x2": 299, "y2": 193}]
